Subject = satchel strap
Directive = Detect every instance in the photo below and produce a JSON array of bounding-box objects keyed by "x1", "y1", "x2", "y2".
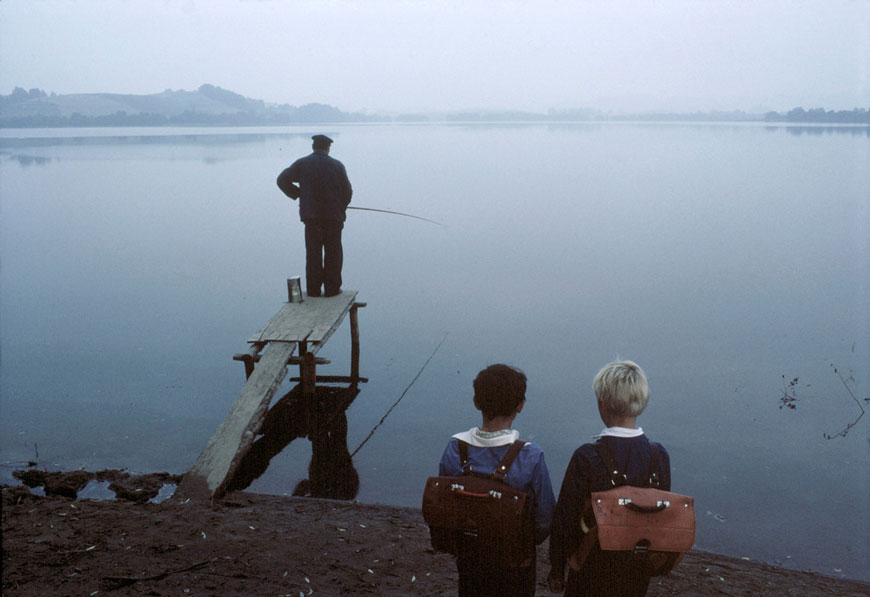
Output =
[
  {"x1": 458, "y1": 440, "x2": 472, "y2": 473},
  {"x1": 595, "y1": 439, "x2": 662, "y2": 488},
  {"x1": 457, "y1": 439, "x2": 526, "y2": 481},
  {"x1": 596, "y1": 440, "x2": 627, "y2": 487},
  {"x1": 648, "y1": 442, "x2": 662, "y2": 488},
  {"x1": 492, "y1": 440, "x2": 526, "y2": 481}
]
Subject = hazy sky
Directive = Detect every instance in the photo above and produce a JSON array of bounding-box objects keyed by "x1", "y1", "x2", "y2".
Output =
[{"x1": 1, "y1": 0, "x2": 867, "y2": 113}]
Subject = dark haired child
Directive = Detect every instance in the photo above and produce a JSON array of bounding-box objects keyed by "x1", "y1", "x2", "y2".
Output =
[{"x1": 438, "y1": 364, "x2": 555, "y2": 597}]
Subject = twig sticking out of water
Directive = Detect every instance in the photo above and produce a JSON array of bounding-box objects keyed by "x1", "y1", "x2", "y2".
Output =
[
  {"x1": 351, "y1": 333, "x2": 448, "y2": 458},
  {"x1": 778, "y1": 376, "x2": 801, "y2": 409},
  {"x1": 823, "y1": 364, "x2": 868, "y2": 440}
]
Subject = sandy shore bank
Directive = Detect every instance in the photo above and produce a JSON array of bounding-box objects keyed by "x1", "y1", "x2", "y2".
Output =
[{"x1": 2, "y1": 485, "x2": 868, "y2": 596}]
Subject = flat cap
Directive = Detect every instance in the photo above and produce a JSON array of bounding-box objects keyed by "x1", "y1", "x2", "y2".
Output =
[{"x1": 311, "y1": 134, "x2": 333, "y2": 145}]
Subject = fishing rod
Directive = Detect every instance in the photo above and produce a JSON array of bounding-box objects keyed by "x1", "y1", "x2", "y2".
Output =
[
  {"x1": 348, "y1": 206, "x2": 445, "y2": 227},
  {"x1": 350, "y1": 332, "x2": 449, "y2": 458},
  {"x1": 279, "y1": 183, "x2": 445, "y2": 226}
]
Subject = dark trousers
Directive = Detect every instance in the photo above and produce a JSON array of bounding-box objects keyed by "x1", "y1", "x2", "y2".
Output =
[
  {"x1": 457, "y1": 560, "x2": 536, "y2": 597},
  {"x1": 303, "y1": 220, "x2": 343, "y2": 296},
  {"x1": 564, "y1": 550, "x2": 652, "y2": 596}
]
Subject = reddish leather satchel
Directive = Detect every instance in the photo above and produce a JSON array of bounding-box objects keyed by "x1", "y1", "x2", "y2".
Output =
[{"x1": 568, "y1": 442, "x2": 695, "y2": 576}]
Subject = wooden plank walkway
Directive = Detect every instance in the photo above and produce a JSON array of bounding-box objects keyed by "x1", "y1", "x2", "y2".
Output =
[
  {"x1": 175, "y1": 341, "x2": 295, "y2": 501},
  {"x1": 248, "y1": 291, "x2": 358, "y2": 353},
  {"x1": 175, "y1": 290, "x2": 364, "y2": 502}
]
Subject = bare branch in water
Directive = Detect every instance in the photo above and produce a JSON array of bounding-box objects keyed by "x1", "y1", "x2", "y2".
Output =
[
  {"x1": 778, "y1": 375, "x2": 800, "y2": 410},
  {"x1": 778, "y1": 362, "x2": 867, "y2": 440},
  {"x1": 823, "y1": 364, "x2": 868, "y2": 440}
]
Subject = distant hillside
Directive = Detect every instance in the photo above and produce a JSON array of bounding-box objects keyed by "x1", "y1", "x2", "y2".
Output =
[
  {"x1": 1, "y1": 85, "x2": 868, "y2": 127},
  {"x1": 0, "y1": 84, "x2": 383, "y2": 127}
]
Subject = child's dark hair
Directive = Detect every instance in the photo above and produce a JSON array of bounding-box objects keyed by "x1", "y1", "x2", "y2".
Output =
[{"x1": 473, "y1": 364, "x2": 527, "y2": 419}]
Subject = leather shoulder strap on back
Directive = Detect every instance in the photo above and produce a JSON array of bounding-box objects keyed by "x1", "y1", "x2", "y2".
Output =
[
  {"x1": 492, "y1": 440, "x2": 526, "y2": 481},
  {"x1": 595, "y1": 440, "x2": 627, "y2": 487},
  {"x1": 457, "y1": 440, "x2": 472, "y2": 473},
  {"x1": 648, "y1": 441, "x2": 662, "y2": 488}
]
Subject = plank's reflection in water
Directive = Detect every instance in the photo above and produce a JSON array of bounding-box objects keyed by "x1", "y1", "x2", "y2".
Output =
[{"x1": 228, "y1": 384, "x2": 360, "y2": 500}]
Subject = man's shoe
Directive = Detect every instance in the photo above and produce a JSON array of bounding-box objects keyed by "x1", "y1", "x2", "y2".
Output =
[
  {"x1": 324, "y1": 288, "x2": 341, "y2": 297},
  {"x1": 307, "y1": 290, "x2": 321, "y2": 297}
]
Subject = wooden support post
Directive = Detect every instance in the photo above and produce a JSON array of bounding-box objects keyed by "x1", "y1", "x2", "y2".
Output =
[
  {"x1": 241, "y1": 342, "x2": 265, "y2": 379},
  {"x1": 301, "y1": 350, "x2": 316, "y2": 431},
  {"x1": 301, "y1": 351, "x2": 316, "y2": 396},
  {"x1": 288, "y1": 356, "x2": 330, "y2": 366},
  {"x1": 350, "y1": 304, "x2": 360, "y2": 383},
  {"x1": 289, "y1": 374, "x2": 369, "y2": 383},
  {"x1": 233, "y1": 351, "x2": 329, "y2": 378}
]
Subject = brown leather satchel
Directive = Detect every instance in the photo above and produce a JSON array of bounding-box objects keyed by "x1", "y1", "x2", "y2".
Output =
[
  {"x1": 422, "y1": 440, "x2": 534, "y2": 568},
  {"x1": 568, "y1": 442, "x2": 695, "y2": 576}
]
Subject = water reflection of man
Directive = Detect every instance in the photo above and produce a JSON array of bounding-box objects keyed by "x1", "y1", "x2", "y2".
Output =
[
  {"x1": 277, "y1": 134, "x2": 353, "y2": 297},
  {"x1": 297, "y1": 408, "x2": 359, "y2": 500},
  {"x1": 227, "y1": 385, "x2": 360, "y2": 501}
]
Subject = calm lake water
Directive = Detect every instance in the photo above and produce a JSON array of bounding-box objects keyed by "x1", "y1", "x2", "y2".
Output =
[{"x1": 1, "y1": 123, "x2": 868, "y2": 581}]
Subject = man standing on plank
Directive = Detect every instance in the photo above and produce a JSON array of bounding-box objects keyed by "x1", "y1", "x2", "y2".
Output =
[{"x1": 277, "y1": 134, "x2": 353, "y2": 297}]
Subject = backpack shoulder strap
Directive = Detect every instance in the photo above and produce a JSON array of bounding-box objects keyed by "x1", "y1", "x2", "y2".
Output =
[
  {"x1": 648, "y1": 441, "x2": 662, "y2": 488},
  {"x1": 457, "y1": 440, "x2": 472, "y2": 474},
  {"x1": 595, "y1": 439, "x2": 628, "y2": 487},
  {"x1": 492, "y1": 440, "x2": 526, "y2": 481}
]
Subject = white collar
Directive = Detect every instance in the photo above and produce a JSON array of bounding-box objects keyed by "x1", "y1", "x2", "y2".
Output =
[
  {"x1": 452, "y1": 426, "x2": 520, "y2": 447},
  {"x1": 594, "y1": 426, "x2": 644, "y2": 439}
]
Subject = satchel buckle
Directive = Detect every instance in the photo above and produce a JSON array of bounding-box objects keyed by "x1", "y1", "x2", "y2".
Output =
[{"x1": 634, "y1": 539, "x2": 652, "y2": 552}]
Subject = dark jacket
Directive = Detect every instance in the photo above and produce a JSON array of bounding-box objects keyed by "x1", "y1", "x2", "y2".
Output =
[
  {"x1": 277, "y1": 151, "x2": 352, "y2": 222},
  {"x1": 549, "y1": 435, "x2": 671, "y2": 596}
]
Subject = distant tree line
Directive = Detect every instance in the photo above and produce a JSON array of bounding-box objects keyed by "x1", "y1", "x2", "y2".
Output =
[
  {"x1": 3, "y1": 86, "x2": 870, "y2": 126},
  {"x1": 608, "y1": 110, "x2": 763, "y2": 122},
  {"x1": 0, "y1": 87, "x2": 51, "y2": 107},
  {"x1": 764, "y1": 107, "x2": 870, "y2": 124}
]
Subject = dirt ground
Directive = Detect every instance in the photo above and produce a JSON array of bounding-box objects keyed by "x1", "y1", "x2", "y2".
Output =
[{"x1": 2, "y1": 476, "x2": 869, "y2": 597}]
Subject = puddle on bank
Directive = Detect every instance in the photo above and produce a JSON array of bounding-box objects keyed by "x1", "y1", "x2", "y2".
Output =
[
  {"x1": 73, "y1": 480, "x2": 177, "y2": 503},
  {"x1": 76, "y1": 480, "x2": 115, "y2": 500},
  {"x1": 7, "y1": 469, "x2": 181, "y2": 504},
  {"x1": 17, "y1": 479, "x2": 178, "y2": 503},
  {"x1": 151, "y1": 483, "x2": 177, "y2": 503}
]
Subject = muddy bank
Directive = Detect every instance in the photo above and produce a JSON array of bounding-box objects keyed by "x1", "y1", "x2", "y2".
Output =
[{"x1": 2, "y1": 483, "x2": 868, "y2": 596}]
